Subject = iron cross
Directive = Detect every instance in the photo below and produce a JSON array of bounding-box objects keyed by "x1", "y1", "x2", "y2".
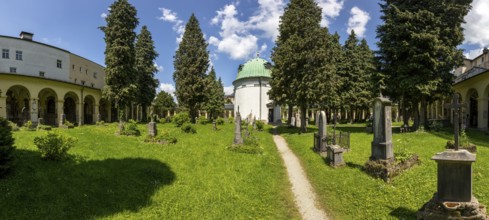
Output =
[{"x1": 445, "y1": 93, "x2": 465, "y2": 151}]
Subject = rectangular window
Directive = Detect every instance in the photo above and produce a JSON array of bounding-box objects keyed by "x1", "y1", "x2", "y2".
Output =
[
  {"x1": 85, "y1": 69, "x2": 88, "y2": 74},
  {"x1": 57, "y1": 60, "x2": 62, "y2": 68},
  {"x1": 2, "y1": 49, "x2": 9, "y2": 59},
  {"x1": 79, "y1": 67, "x2": 82, "y2": 72},
  {"x1": 72, "y1": 64, "x2": 75, "y2": 70},
  {"x1": 39, "y1": 71, "x2": 45, "y2": 77},
  {"x1": 9, "y1": 67, "x2": 16, "y2": 73},
  {"x1": 93, "y1": 72, "x2": 97, "y2": 78},
  {"x1": 15, "y1": 50, "x2": 22, "y2": 60}
]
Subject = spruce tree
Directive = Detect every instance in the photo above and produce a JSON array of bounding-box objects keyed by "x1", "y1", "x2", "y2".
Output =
[
  {"x1": 0, "y1": 118, "x2": 15, "y2": 178},
  {"x1": 135, "y1": 25, "x2": 159, "y2": 122},
  {"x1": 377, "y1": 0, "x2": 471, "y2": 129},
  {"x1": 153, "y1": 91, "x2": 176, "y2": 117},
  {"x1": 204, "y1": 67, "x2": 224, "y2": 119},
  {"x1": 173, "y1": 14, "x2": 209, "y2": 124},
  {"x1": 358, "y1": 39, "x2": 376, "y2": 119},
  {"x1": 100, "y1": 0, "x2": 138, "y2": 131},
  {"x1": 271, "y1": 0, "x2": 324, "y2": 132},
  {"x1": 315, "y1": 28, "x2": 341, "y2": 116}
]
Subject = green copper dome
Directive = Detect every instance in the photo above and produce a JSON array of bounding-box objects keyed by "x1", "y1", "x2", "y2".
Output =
[{"x1": 235, "y1": 57, "x2": 272, "y2": 80}]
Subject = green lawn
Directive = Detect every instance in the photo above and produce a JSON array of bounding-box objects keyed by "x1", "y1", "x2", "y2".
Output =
[
  {"x1": 276, "y1": 124, "x2": 489, "y2": 219},
  {"x1": 0, "y1": 122, "x2": 299, "y2": 219}
]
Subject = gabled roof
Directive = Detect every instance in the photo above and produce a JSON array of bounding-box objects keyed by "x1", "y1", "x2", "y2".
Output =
[
  {"x1": 235, "y1": 57, "x2": 271, "y2": 80},
  {"x1": 454, "y1": 66, "x2": 488, "y2": 84}
]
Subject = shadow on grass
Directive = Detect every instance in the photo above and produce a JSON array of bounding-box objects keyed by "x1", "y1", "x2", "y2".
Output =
[
  {"x1": 427, "y1": 127, "x2": 489, "y2": 149},
  {"x1": 388, "y1": 206, "x2": 417, "y2": 219},
  {"x1": 268, "y1": 125, "x2": 318, "y2": 136},
  {"x1": 0, "y1": 149, "x2": 175, "y2": 219},
  {"x1": 345, "y1": 161, "x2": 364, "y2": 171}
]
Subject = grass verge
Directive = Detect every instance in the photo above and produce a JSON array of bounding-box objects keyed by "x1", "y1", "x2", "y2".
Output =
[{"x1": 275, "y1": 124, "x2": 489, "y2": 219}]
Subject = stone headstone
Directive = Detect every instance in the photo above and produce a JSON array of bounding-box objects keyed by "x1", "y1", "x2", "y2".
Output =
[
  {"x1": 432, "y1": 150, "x2": 475, "y2": 202},
  {"x1": 370, "y1": 96, "x2": 393, "y2": 161},
  {"x1": 38, "y1": 118, "x2": 44, "y2": 125},
  {"x1": 315, "y1": 111, "x2": 320, "y2": 127},
  {"x1": 234, "y1": 111, "x2": 244, "y2": 145},
  {"x1": 314, "y1": 111, "x2": 327, "y2": 152},
  {"x1": 212, "y1": 120, "x2": 217, "y2": 130},
  {"x1": 290, "y1": 117, "x2": 296, "y2": 126},
  {"x1": 97, "y1": 114, "x2": 101, "y2": 122},
  {"x1": 148, "y1": 121, "x2": 157, "y2": 137}
]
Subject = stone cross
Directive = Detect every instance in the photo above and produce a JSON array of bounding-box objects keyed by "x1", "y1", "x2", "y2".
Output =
[{"x1": 444, "y1": 93, "x2": 465, "y2": 151}]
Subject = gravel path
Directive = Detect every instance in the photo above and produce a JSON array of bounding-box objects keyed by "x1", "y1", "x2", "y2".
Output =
[{"x1": 272, "y1": 128, "x2": 329, "y2": 220}]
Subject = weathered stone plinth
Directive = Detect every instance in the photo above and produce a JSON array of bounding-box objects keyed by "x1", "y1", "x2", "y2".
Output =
[
  {"x1": 148, "y1": 122, "x2": 157, "y2": 137},
  {"x1": 371, "y1": 141, "x2": 393, "y2": 161},
  {"x1": 433, "y1": 150, "x2": 475, "y2": 202},
  {"x1": 313, "y1": 133, "x2": 327, "y2": 152},
  {"x1": 364, "y1": 155, "x2": 419, "y2": 182},
  {"x1": 326, "y1": 145, "x2": 345, "y2": 167},
  {"x1": 417, "y1": 194, "x2": 487, "y2": 220}
]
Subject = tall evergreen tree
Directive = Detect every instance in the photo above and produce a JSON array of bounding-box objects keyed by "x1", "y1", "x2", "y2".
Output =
[
  {"x1": 377, "y1": 0, "x2": 471, "y2": 129},
  {"x1": 204, "y1": 67, "x2": 225, "y2": 119},
  {"x1": 358, "y1": 39, "x2": 376, "y2": 112},
  {"x1": 135, "y1": 25, "x2": 159, "y2": 122},
  {"x1": 100, "y1": 0, "x2": 138, "y2": 131},
  {"x1": 173, "y1": 14, "x2": 209, "y2": 124},
  {"x1": 153, "y1": 91, "x2": 176, "y2": 117},
  {"x1": 0, "y1": 118, "x2": 15, "y2": 178},
  {"x1": 271, "y1": 0, "x2": 324, "y2": 132},
  {"x1": 315, "y1": 28, "x2": 341, "y2": 115}
]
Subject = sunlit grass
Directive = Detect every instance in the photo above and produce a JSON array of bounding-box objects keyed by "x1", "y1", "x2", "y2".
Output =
[
  {"x1": 276, "y1": 124, "x2": 489, "y2": 219},
  {"x1": 0, "y1": 122, "x2": 299, "y2": 219}
]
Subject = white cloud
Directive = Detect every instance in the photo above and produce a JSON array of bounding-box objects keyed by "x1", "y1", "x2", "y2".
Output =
[
  {"x1": 159, "y1": 83, "x2": 175, "y2": 93},
  {"x1": 224, "y1": 86, "x2": 234, "y2": 95},
  {"x1": 154, "y1": 63, "x2": 164, "y2": 73},
  {"x1": 463, "y1": 0, "x2": 489, "y2": 47},
  {"x1": 464, "y1": 48, "x2": 484, "y2": 59},
  {"x1": 209, "y1": 2, "x2": 284, "y2": 60},
  {"x1": 42, "y1": 38, "x2": 49, "y2": 43},
  {"x1": 158, "y1": 8, "x2": 185, "y2": 43},
  {"x1": 101, "y1": 13, "x2": 107, "y2": 19},
  {"x1": 316, "y1": 0, "x2": 344, "y2": 27},
  {"x1": 209, "y1": 4, "x2": 259, "y2": 60},
  {"x1": 247, "y1": 0, "x2": 285, "y2": 40},
  {"x1": 347, "y1": 6, "x2": 370, "y2": 38}
]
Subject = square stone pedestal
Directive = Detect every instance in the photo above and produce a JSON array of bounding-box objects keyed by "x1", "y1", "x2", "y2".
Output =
[
  {"x1": 326, "y1": 145, "x2": 345, "y2": 167},
  {"x1": 433, "y1": 150, "x2": 475, "y2": 202},
  {"x1": 417, "y1": 150, "x2": 488, "y2": 219},
  {"x1": 371, "y1": 141, "x2": 393, "y2": 161}
]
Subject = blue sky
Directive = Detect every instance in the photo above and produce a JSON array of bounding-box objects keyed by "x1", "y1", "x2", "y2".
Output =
[{"x1": 1, "y1": 0, "x2": 488, "y2": 95}]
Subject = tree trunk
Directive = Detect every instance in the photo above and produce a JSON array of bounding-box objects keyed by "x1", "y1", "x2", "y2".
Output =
[
  {"x1": 190, "y1": 107, "x2": 196, "y2": 124},
  {"x1": 420, "y1": 97, "x2": 429, "y2": 129},
  {"x1": 300, "y1": 105, "x2": 307, "y2": 132},
  {"x1": 287, "y1": 104, "x2": 293, "y2": 125},
  {"x1": 413, "y1": 102, "x2": 420, "y2": 130},
  {"x1": 142, "y1": 104, "x2": 148, "y2": 122},
  {"x1": 118, "y1": 107, "x2": 125, "y2": 134}
]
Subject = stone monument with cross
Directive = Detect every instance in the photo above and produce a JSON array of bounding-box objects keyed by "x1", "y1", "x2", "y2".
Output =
[
  {"x1": 418, "y1": 93, "x2": 487, "y2": 219},
  {"x1": 370, "y1": 96, "x2": 393, "y2": 161}
]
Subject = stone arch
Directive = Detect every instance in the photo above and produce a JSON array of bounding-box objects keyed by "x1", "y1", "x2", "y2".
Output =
[
  {"x1": 99, "y1": 98, "x2": 109, "y2": 122},
  {"x1": 64, "y1": 92, "x2": 79, "y2": 124},
  {"x1": 84, "y1": 95, "x2": 95, "y2": 124},
  {"x1": 38, "y1": 88, "x2": 58, "y2": 125},
  {"x1": 466, "y1": 89, "x2": 478, "y2": 127},
  {"x1": 6, "y1": 85, "x2": 31, "y2": 125}
]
